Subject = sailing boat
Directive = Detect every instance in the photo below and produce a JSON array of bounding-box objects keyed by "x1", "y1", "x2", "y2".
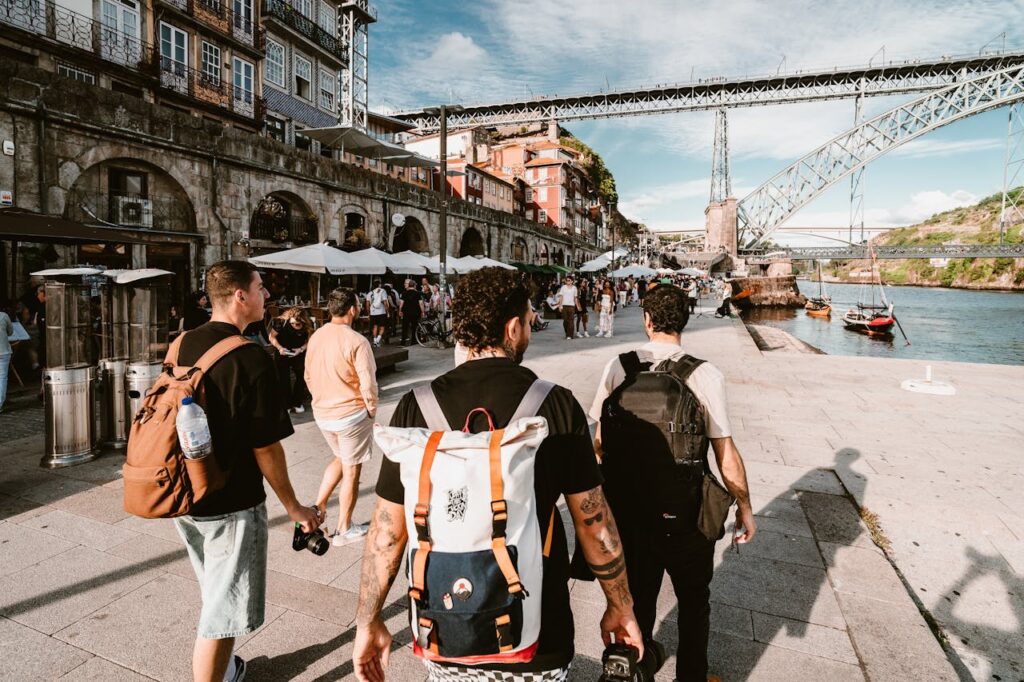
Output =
[
  {"x1": 804, "y1": 261, "x2": 832, "y2": 317},
  {"x1": 842, "y1": 248, "x2": 895, "y2": 336}
]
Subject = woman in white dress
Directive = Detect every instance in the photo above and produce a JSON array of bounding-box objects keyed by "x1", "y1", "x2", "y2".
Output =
[{"x1": 597, "y1": 282, "x2": 615, "y2": 338}]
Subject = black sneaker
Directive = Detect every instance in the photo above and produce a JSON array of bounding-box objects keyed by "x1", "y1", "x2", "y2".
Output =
[{"x1": 229, "y1": 655, "x2": 246, "y2": 682}]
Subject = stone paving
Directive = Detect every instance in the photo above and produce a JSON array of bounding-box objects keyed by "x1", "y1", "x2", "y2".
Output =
[{"x1": 1, "y1": 300, "x2": 1019, "y2": 680}]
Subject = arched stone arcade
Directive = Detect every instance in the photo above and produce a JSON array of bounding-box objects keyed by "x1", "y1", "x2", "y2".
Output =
[
  {"x1": 392, "y1": 216, "x2": 430, "y2": 254},
  {"x1": 459, "y1": 227, "x2": 485, "y2": 257},
  {"x1": 250, "y1": 191, "x2": 319, "y2": 245}
]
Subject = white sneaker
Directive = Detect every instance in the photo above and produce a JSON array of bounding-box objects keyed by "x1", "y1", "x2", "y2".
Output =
[
  {"x1": 293, "y1": 405, "x2": 305, "y2": 414},
  {"x1": 575, "y1": 332, "x2": 583, "y2": 338},
  {"x1": 566, "y1": 336, "x2": 572, "y2": 340},
  {"x1": 584, "y1": 331, "x2": 590, "y2": 337},
  {"x1": 332, "y1": 523, "x2": 369, "y2": 546},
  {"x1": 606, "y1": 333, "x2": 613, "y2": 338}
]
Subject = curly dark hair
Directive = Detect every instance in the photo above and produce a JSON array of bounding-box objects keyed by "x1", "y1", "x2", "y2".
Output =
[
  {"x1": 453, "y1": 267, "x2": 531, "y2": 352},
  {"x1": 643, "y1": 284, "x2": 689, "y2": 334}
]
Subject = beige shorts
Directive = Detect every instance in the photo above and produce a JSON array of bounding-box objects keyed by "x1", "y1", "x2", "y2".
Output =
[{"x1": 319, "y1": 416, "x2": 374, "y2": 466}]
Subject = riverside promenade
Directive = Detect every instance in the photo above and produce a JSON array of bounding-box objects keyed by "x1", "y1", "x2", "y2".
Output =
[{"x1": 0, "y1": 303, "x2": 1020, "y2": 681}]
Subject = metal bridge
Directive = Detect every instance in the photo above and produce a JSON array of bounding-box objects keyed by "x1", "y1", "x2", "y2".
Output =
[
  {"x1": 392, "y1": 51, "x2": 1024, "y2": 132},
  {"x1": 737, "y1": 63, "x2": 1024, "y2": 247},
  {"x1": 744, "y1": 243, "x2": 1024, "y2": 263}
]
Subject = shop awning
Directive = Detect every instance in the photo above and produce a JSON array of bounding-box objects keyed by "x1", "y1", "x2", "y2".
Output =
[
  {"x1": 0, "y1": 208, "x2": 201, "y2": 244},
  {"x1": 302, "y1": 126, "x2": 440, "y2": 168},
  {"x1": 510, "y1": 262, "x2": 542, "y2": 273}
]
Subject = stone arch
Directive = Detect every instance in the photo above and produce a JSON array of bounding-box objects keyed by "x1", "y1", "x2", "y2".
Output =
[
  {"x1": 392, "y1": 215, "x2": 430, "y2": 254},
  {"x1": 553, "y1": 248, "x2": 565, "y2": 266},
  {"x1": 338, "y1": 202, "x2": 370, "y2": 250},
  {"x1": 459, "y1": 227, "x2": 485, "y2": 257},
  {"x1": 251, "y1": 190, "x2": 319, "y2": 244},
  {"x1": 64, "y1": 156, "x2": 197, "y2": 233},
  {"x1": 539, "y1": 243, "x2": 550, "y2": 264},
  {"x1": 511, "y1": 236, "x2": 528, "y2": 262}
]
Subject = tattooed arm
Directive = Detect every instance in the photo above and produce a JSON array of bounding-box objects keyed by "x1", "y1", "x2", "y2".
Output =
[
  {"x1": 353, "y1": 497, "x2": 407, "y2": 682},
  {"x1": 566, "y1": 486, "x2": 644, "y2": 658}
]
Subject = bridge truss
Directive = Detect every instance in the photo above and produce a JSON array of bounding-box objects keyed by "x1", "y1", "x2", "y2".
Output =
[
  {"x1": 392, "y1": 52, "x2": 1024, "y2": 132},
  {"x1": 746, "y1": 243, "x2": 1024, "y2": 262},
  {"x1": 737, "y1": 64, "x2": 1024, "y2": 248}
]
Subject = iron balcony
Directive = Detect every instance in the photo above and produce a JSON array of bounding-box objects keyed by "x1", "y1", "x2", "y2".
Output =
[
  {"x1": 158, "y1": 57, "x2": 266, "y2": 120},
  {"x1": 156, "y1": 0, "x2": 266, "y2": 52},
  {"x1": 264, "y1": 0, "x2": 347, "y2": 63}
]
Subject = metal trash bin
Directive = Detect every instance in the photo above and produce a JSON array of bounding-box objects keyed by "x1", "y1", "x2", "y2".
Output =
[
  {"x1": 127, "y1": 361, "x2": 164, "y2": 423},
  {"x1": 101, "y1": 358, "x2": 129, "y2": 448},
  {"x1": 41, "y1": 366, "x2": 99, "y2": 469}
]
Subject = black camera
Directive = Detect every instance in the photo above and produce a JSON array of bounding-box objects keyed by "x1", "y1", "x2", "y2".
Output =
[
  {"x1": 599, "y1": 640, "x2": 666, "y2": 682},
  {"x1": 292, "y1": 507, "x2": 329, "y2": 555}
]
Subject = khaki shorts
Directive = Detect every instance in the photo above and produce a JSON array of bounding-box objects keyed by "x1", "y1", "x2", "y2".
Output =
[{"x1": 320, "y1": 416, "x2": 374, "y2": 465}]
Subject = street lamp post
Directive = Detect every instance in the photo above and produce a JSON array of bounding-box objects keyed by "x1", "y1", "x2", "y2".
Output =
[{"x1": 424, "y1": 103, "x2": 464, "y2": 346}]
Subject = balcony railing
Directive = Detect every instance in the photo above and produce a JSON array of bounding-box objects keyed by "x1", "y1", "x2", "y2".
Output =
[
  {"x1": 158, "y1": 0, "x2": 265, "y2": 49},
  {"x1": 0, "y1": 0, "x2": 157, "y2": 71},
  {"x1": 265, "y1": 0, "x2": 346, "y2": 61},
  {"x1": 158, "y1": 57, "x2": 265, "y2": 120},
  {"x1": 66, "y1": 191, "x2": 195, "y2": 232},
  {"x1": 249, "y1": 214, "x2": 319, "y2": 244}
]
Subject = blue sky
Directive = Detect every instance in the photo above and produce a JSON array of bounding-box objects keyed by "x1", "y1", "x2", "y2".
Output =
[{"x1": 369, "y1": 0, "x2": 1024, "y2": 243}]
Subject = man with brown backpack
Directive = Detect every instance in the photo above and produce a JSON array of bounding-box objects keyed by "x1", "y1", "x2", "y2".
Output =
[{"x1": 124, "y1": 260, "x2": 320, "y2": 682}]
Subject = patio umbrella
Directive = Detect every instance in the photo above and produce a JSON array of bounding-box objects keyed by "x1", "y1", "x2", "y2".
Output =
[
  {"x1": 385, "y1": 250, "x2": 429, "y2": 275},
  {"x1": 420, "y1": 255, "x2": 472, "y2": 275},
  {"x1": 609, "y1": 264, "x2": 658, "y2": 278},
  {"x1": 677, "y1": 267, "x2": 707, "y2": 277},
  {"x1": 579, "y1": 255, "x2": 611, "y2": 273},
  {"x1": 348, "y1": 247, "x2": 401, "y2": 274},
  {"x1": 470, "y1": 256, "x2": 516, "y2": 270},
  {"x1": 249, "y1": 243, "x2": 383, "y2": 275},
  {"x1": 655, "y1": 267, "x2": 677, "y2": 276}
]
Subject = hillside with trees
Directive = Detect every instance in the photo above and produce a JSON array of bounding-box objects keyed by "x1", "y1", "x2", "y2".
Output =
[{"x1": 826, "y1": 188, "x2": 1024, "y2": 290}]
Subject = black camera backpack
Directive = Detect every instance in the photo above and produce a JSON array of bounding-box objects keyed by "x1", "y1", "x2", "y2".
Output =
[{"x1": 600, "y1": 352, "x2": 710, "y2": 529}]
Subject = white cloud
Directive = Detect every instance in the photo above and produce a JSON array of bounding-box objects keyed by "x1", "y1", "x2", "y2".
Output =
[
  {"x1": 891, "y1": 137, "x2": 1004, "y2": 159},
  {"x1": 618, "y1": 178, "x2": 709, "y2": 216},
  {"x1": 784, "y1": 189, "x2": 978, "y2": 228}
]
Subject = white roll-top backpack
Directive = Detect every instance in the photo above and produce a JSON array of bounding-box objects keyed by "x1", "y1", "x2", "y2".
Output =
[{"x1": 373, "y1": 380, "x2": 555, "y2": 665}]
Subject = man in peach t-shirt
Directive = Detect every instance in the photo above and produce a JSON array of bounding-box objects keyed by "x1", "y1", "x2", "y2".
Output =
[{"x1": 304, "y1": 287, "x2": 378, "y2": 545}]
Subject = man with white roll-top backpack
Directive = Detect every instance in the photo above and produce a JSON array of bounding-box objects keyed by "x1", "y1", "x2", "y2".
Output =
[{"x1": 353, "y1": 267, "x2": 642, "y2": 682}]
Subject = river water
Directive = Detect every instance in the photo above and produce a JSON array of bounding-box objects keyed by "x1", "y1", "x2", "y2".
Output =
[{"x1": 739, "y1": 281, "x2": 1024, "y2": 365}]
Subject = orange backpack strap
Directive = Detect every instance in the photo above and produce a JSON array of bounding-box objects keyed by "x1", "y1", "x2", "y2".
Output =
[
  {"x1": 488, "y1": 429, "x2": 526, "y2": 597},
  {"x1": 409, "y1": 430, "x2": 444, "y2": 602},
  {"x1": 164, "y1": 333, "x2": 186, "y2": 366},
  {"x1": 192, "y1": 335, "x2": 252, "y2": 374}
]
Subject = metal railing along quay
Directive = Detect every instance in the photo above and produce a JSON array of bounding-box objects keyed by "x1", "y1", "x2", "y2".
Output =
[
  {"x1": 743, "y1": 243, "x2": 1024, "y2": 262},
  {"x1": 264, "y1": 0, "x2": 346, "y2": 61},
  {"x1": 158, "y1": 57, "x2": 265, "y2": 120}
]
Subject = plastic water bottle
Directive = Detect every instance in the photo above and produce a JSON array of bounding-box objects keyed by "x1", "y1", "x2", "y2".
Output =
[{"x1": 176, "y1": 397, "x2": 212, "y2": 459}]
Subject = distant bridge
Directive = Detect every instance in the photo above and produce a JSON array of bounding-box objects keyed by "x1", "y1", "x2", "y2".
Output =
[
  {"x1": 743, "y1": 243, "x2": 1024, "y2": 262},
  {"x1": 393, "y1": 51, "x2": 1024, "y2": 131}
]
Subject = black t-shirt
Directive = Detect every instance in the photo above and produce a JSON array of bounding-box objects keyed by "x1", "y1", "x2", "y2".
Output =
[
  {"x1": 178, "y1": 322, "x2": 294, "y2": 516},
  {"x1": 376, "y1": 358, "x2": 601, "y2": 673},
  {"x1": 400, "y1": 289, "x2": 423, "y2": 315},
  {"x1": 578, "y1": 286, "x2": 591, "y2": 308},
  {"x1": 274, "y1": 321, "x2": 309, "y2": 351}
]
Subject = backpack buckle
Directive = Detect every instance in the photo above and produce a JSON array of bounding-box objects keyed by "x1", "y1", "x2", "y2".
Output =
[
  {"x1": 491, "y1": 499, "x2": 508, "y2": 539},
  {"x1": 413, "y1": 504, "x2": 431, "y2": 543},
  {"x1": 495, "y1": 614, "x2": 514, "y2": 652},
  {"x1": 666, "y1": 421, "x2": 677, "y2": 433},
  {"x1": 416, "y1": 617, "x2": 434, "y2": 649}
]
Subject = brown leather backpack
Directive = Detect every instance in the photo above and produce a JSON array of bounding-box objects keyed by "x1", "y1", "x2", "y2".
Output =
[{"x1": 122, "y1": 333, "x2": 251, "y2": 518}]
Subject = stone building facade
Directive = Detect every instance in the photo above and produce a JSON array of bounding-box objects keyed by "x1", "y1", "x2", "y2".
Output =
[{"x1": 0, "y1": 60, "x2": 596, "y2": 303}]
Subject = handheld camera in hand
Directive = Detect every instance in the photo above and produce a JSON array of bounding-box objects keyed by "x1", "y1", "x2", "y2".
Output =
[
  {"x1": 292, "y1": 506, "x2": 329, "y2": 555},
  {"x1": 599, "y1": 640, "x2": 666, "y2": 682}
]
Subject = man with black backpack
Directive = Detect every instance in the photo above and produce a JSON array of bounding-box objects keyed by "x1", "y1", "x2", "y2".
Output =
[
  {"x1": 353, "y1": 267, "x2": 642, "y2": 682},
  {"x1": 589, "y1": 284, "x2": 756, "y2": 682}
]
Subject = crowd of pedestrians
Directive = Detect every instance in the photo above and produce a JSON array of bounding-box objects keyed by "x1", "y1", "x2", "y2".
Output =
[{"x1": 118, "y1": 260, "x2": 754, "y2": 682}]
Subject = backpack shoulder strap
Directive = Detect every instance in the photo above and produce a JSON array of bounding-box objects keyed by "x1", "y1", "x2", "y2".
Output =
[
  {"x1": 508, "y1": 379, "x2": 555, "y2": 423},
  {"x1": 667, "y1": 354, "x2": 706, "y2": 383},
  {"x1": 413, "y1": 384, "x2": 452, "y2": 431},
  {"x1": 164, "y1": 333, "x2": 186, "y2": 366},
  {"x1": 193, "y1": 335, "x2": 252, "y2": 374},
  {"x1": 618, "y1": 351, "x2": 645, "y2": 378}
]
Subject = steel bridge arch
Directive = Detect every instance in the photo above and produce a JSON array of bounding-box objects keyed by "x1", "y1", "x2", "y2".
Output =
[{"x1": 737, "y1": 64, "x2": 1024, "y2": 248}]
